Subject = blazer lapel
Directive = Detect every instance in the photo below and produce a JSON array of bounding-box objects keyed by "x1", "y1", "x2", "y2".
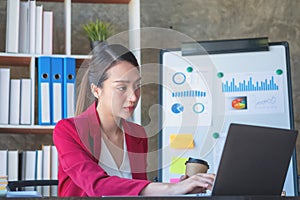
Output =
[
  {"x1": 74, "y1": 102, "x2": 101, "y2": 161},
  {"x1": 123, "y1": 120, "x2": 147, "y2": 180}
]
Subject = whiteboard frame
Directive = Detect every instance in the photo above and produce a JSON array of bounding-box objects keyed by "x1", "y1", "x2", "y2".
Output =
[{"x1": 158, "y1": 40, "x2": 298, "y2": 196}]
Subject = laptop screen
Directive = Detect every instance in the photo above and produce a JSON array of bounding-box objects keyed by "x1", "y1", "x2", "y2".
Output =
[{"x1": 212, "y1": 123, "x2": 298, "y2": 196}]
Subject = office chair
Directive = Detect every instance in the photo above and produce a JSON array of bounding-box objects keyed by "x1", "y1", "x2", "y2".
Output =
[{"x1": 7, "y1": 180, "x2": 58, "y2": 197}]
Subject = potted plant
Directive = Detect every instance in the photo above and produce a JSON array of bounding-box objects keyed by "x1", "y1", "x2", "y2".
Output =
[{"x1": 83, "y1": 19, "x2": 114, "y2": 49}]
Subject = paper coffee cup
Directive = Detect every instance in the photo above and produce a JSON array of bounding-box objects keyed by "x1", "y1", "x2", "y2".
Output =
[{"x1": 185, "y1": 157, "x2": 209, "y2": 177}]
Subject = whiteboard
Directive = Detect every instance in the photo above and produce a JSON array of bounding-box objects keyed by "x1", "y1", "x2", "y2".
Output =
[{"x1": 159, "y1": 42, "x2": 298, "y2": 196}]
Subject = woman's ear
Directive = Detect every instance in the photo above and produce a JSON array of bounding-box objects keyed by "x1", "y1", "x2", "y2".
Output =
[{"x1": 91, "y1": 83, "x2": 102, "y2": 99}]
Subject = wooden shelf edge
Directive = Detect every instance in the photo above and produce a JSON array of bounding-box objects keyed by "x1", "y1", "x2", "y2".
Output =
[
  {"x1": 37, "y1": 0, "x2": 130, "y2": 4},
  {"x1": 0, "y1": 54, "x2": 32, "y2": 66},
  {"x1": 0, "y1": 53, "x2": 91, "y2": 59},
  {"x1": 0, "y1": 53, "x2": 91, "y2": 68},
  {"x1": 0, "y1": 126, "x2": 54, "y2": 134},
  {"x1": 72, "y1": 0, "x2": 130, "y2": 3}
]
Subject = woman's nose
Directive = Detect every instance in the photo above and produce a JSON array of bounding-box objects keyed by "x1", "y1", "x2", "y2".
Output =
[{"x1": 128, "y1": 88, "x2": 140, "y2": 102}]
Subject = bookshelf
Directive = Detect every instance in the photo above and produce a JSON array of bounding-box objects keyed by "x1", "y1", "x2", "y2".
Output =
[
  {"x1": 0, "y1": 125, "x2": 53, "y2": 134},
  {"x1": 0, "y1": 54, "x2": 31, "y2": 66},
  {"x1": 38, "y1": 0, "x2": 131, "y2": 3},
  {"x1": 0, "y1": 0, "x2": 141, "y2": 134}
]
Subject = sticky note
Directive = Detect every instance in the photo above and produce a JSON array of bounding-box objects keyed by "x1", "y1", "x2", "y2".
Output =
[
  {"x1": 170, "y1": 134, "x2": 194, "y2": 149},
  {"x1": 170, "y1": 157, "x2": 188, "y2": 174}
]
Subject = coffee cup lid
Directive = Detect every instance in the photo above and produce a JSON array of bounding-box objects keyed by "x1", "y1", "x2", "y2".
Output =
[{"x1": 185, "y1": 157, "x2": 209, "y2": 168}]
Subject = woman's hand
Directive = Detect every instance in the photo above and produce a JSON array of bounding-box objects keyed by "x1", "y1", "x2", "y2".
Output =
[
  {"x1": 140, "y1": 173, "x2": 215, "y2": 196},
  {"x1": 174, "y1": 173, "x2": 215, "y2": 194}
]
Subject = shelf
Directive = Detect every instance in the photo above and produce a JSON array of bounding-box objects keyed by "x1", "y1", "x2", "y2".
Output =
[
  {"x1": 0, "y1": 125, "x2": 54, "y2": 134},
  {"x1": 0, "y1": 54, "x2": 32, "y2": 66},
  {"x1": 37, "y1": 0, "x2": 130, "y2": 3},
  {"x1": 0, "y1": 53, "x2": 90, "y2": 68},
  {"x1": 72, "y1": 0, "x2": 130, "y2": 3}
]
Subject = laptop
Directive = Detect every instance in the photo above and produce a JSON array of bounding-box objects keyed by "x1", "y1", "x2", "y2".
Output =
[{"x1": 209, "y1": 123, "x2": 298, "y2": 196}]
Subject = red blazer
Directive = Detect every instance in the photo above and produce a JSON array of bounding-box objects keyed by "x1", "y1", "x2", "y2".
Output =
[{"x1": 53, "y1": 102, "x2": 151, "y2": 196}]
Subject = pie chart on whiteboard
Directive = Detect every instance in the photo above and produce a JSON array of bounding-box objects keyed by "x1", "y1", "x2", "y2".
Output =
[{"x1": 171, "y1": 103, "x2": 184, "y2": 114}]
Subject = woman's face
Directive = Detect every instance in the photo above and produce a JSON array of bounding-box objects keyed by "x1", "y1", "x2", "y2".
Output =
[{"x1": 98, "y1": 61, "x2": 141, "y2": 119}]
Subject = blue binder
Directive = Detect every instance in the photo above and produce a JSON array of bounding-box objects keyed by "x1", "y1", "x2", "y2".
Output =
[
  {"x1": 51, "y1": 57, "x2": 63, "y2": 125},
  {"x1": 37, "y1": 57, "x2": 51, "y2": 125},
  {"x1": 63, "y1": 57, "x2": 76, "y2": 119}
]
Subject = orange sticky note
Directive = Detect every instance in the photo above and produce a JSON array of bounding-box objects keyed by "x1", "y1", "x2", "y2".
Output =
[{"x1": 170, "y1": 134, "x2": 194, "y2": 149}]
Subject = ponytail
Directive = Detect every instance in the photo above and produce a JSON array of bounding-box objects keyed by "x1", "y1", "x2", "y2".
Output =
[{"x1": 75, "y1": 66, "x2": 94, "y2": 116}]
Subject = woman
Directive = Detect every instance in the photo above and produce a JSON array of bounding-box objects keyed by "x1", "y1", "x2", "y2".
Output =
[{"x1": 53, "y1": 43, "x2": 214, "y2": 196}]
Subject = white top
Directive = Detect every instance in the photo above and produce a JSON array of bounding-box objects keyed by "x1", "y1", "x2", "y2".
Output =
[{"x1": 98, "y1": 133, "x2": 132, "y2": 179}]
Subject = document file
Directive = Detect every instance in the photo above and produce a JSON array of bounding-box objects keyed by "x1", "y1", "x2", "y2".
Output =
[
  {"x1": 51, "y1": 146, "x2": 58, "y2": 196},
  {"x1": 63, "y1": 57, "x2": 76, "y2": 118},
  {"x1": 42, "y1": 11, "x2": 53, "y2": 55},
  {"x1": 6, "y1": 0, "x2": 20, "y2": 53},
  {"x1": 9, "y1": 79, "x2": 21, "y2": 125},
  {"x1": 0, "y1": 150, "x2": 8, "y2": 176},
  {"x1": 21, "y1": 151, "x2": 36, "y2": 191},
  {"x1": 19, "y1": 1, "x2": 29, "y2": 53},
  {"x1": 35, "y1": 150, "x2": 43, "y2": 194},
  {"x1": 42, "y1": 145, "x2": 51, "y2": 196},
  {"x1": 38, "y1": 57, "x2": 51, "y2": 125},
  {"x1": 0, "y1": 68, "x2": 10, "y2": 124},
  {"x1": 20, "y1": 79, "x2": 31, "y2": 125},
  {"x1": 51, "y1": 57, "x2": 63, "y2": 125},
  {"x1": 35, "y1": 5, "x2": 43, "y2": 54},
  {"x1": 8, "y1": 150, "x2": 19, "y2": 181},
  {"x1": 29, "y1": 0, "x2": 36, "y2": 54}
]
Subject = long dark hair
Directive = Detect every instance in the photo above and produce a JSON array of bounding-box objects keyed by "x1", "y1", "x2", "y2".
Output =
[{"x1": 75, "y1": 43, "x2": 140, "y2": 116}]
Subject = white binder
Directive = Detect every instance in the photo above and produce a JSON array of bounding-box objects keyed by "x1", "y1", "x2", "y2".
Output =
[
  {"x1": 0, "y1": 68, "x2": 10, "y2": 124},
  {"x1": 20, "y1": 79, "x2": 32, "y2": 125},
  {"x1": 35, "y1": 5, "x2": 43, "y2": 54},
  {"x1": 9, "y1": 79, "x2": 21, "y2": 125},
  {"x1": 8, "y1": 150, "x2": 19, "y2": 181},
  {"x1": 29, "y1": 0, "x2": 36, "y2": 54},
  {"x1": 6, "y1": 0, "x2": 20, "y2": 53},
  {"x1": 42, "y1": 11, "x2": 53, "y2": 55},
  {"x1": 19, "y1": 1, "x2": 29, "y2": 53},
  {"x1": 0, "y1": 150, "x2": 8, "y2": 177}
]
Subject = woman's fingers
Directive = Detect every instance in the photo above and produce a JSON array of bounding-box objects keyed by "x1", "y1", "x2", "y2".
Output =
[
  {"x1": 174, "y1": 173, "x2": 215, "y2": 194},
  {"x1": 190, "y1": 173, "x2": 215, "y2": 190}
]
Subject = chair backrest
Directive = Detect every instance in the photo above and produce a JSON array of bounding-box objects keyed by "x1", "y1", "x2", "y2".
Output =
[{"x1": 8, "y1": 180, "x2": 58, "y2": 197}]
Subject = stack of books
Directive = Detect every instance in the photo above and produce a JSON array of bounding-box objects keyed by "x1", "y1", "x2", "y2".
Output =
[{"x1": 0, "y1": 176, "x2": 8, "y2": 197}]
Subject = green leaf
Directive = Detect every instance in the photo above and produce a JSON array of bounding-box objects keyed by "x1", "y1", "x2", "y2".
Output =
[{"x1": 82, "y1": 19, "x2": 114, "y2": 42}]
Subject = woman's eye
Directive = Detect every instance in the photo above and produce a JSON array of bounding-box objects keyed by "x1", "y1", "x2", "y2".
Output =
[
  {"x1": 117, "y1": 86, "x2": 127, "y2": 91},
  {"x1": 135, "y1": 84, "x2": 141, "y2": 90}
]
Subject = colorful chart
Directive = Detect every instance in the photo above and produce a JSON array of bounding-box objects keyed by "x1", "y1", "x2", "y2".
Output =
[{"x1": 231, "y1": 97, "x2": 247, "y2": 110}]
